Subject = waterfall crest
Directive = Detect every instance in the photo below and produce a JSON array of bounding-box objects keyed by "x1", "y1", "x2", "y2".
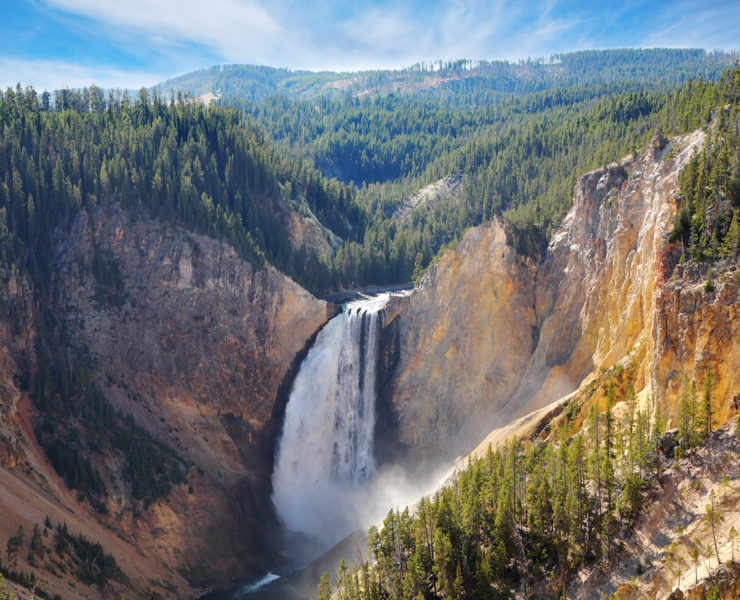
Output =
[{"x1": 272, "y1": 293, "x2": 389, "y2": 548}]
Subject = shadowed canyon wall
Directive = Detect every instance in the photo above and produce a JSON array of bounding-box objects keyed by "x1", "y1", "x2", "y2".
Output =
[{"x1": 0, "y1": 205, "x2": 337, "y2": 597}]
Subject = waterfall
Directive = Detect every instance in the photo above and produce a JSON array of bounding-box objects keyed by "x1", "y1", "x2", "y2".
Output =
[{"x1": 271, "y1": 293, "x2": 389, "y2": 549}]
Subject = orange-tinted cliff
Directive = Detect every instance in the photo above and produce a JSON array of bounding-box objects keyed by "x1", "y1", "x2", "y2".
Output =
[{"x1": 381, "y1": 128, "x2": 738, "y2": 463}]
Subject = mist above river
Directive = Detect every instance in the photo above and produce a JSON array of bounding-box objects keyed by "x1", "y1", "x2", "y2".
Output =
[{"x1": 271, "y1": 291, "x2": 444, "y2": 556}]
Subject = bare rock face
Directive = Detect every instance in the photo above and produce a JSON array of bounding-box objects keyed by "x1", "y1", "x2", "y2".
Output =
[
  {"x1": 517, "y1": 159, "x2": 633, "y2": 409},
  {"x1": 382, "y1": 128, "x2": 738, "y2": 463},
  {"x1": 49, "y1": 205, "x2": 336, "y2": 584},
  {"x1": 0, "y1": 270, "x2": 35, "y2": 469},
  {"x1": 653, "y1": 262, "x2": 740, "y2": 422},
  {"x1": 286, "y1": 203, "x2": 341, "y2": 261},
  {"x1": 53, "y1": 205, "x2": 333, "y2": 435},
  {"x1": 0, "y1": 205, "x2": 336, "y2": 596},
  {"x1": 393, "y1": 173, "x2": 463, "y2": 221},
  {"x1": 517, "y1": 130, "x2": 706, "y2": 414},
  {"x1": 379, "y1": 217, "x2": 540, "y2": 460}
]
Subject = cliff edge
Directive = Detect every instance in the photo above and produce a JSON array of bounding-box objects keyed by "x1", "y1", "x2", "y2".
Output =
[{"x1": 382, "y1": 128, "x2": 738, "y2": 463}]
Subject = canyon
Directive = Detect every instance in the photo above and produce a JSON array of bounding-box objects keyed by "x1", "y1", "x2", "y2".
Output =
[{"x1": 0, "y1": 123, "x2": 737, "y2": 599}]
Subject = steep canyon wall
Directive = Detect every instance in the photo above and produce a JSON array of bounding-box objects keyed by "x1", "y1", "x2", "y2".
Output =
[
  {"x1": 0, "y1": 205, "x2": 336, "y2": 597},
  {"x1": 381, "y1": 128, "x2": 739, "y2": 464}
]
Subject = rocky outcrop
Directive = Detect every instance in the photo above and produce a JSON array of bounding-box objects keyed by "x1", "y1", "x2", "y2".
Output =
[
  {"x1": 286, "y1": 201, "x2": 342, "y2": 261},
  {"x1": 392, "y1": 173, "x2": 463, "y2": 221},
  {"x1": 0, "y1": 205, "x2": 336, "y2": 597},
  {"x1": 570, "y1": 422, "x2": 740, "y2": 600},
  {"x1": 653, "y1": 260, "x2": 740, "y2": 422},
  {"x1": 378, "y1": 217, "x2": 540, "y2": 461},
  {"x1": 0, "y1": 270, "x2": 35, "y2": 470},
  {"x1": 382, "y1": 128, "x2": 738, "y2": 463}
]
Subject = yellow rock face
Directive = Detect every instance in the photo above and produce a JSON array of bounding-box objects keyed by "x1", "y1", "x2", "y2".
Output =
[
  {"x1": 384, "y1": 128, "x2": 738, "y2": 462},
  {"x1": 654, "y1": 267, "x2": 740, "y2": 425},
  {"x1": 382, "y1": 217, "x2": 540, "y2": 460}
]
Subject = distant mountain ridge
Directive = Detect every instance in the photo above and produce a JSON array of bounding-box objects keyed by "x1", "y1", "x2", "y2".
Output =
[{"x1": 156, "y1": 49, "x2": 739, "y2": 102}]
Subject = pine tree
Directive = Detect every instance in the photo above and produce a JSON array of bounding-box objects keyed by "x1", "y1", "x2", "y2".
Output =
[
  {"x1": 474, "y1": 548, "x2": 494, "y2": 599},
  {"x1": 602, "y1": 386, "x2": 617, "y2": 519},
  {"x1": 722, "y1": 210, "x2": 740, "y2": 257},
  {"x1": 316, "y1": 572, "x2": 332, "y2": 600},
  {"x1": 703, "y1": 490, "x2": 723, "y2": 565},
  {"x1": 623, "y1": 385, "x2": 637, "y2": 473},
  {"x1": 664, "y1": 541, "x2": 686, "y2": 591},
  {"x1": 567, "y1": 434, "x2": 589, "y2": 552},
  {"x1": 690, "y1": 543, "x2": 702, "y2": 585},
  {"x1": 433, "y1": 529, "x2": 453, "y2": 595},
  {"x1": 652, "y1": 412, "x2": 665, "y2": 486},
  {"x1": 588, "y1": 404, "x2": 602, "y2": 526},
  {"x1": 703, "y1": 265, "x2": 715, "y2": 292},
  {"x1": 678, "y1": 375, "x2": 699, "y2": 454}
]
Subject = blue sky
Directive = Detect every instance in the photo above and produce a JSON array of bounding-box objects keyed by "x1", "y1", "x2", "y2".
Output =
[{"x1": 1, "y1": 0, "x2": 738, "y2": 90}]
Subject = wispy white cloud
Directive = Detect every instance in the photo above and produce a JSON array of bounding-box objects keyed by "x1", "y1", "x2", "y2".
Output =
[
  {"x1": 305, "y1": 0, "x2": 582, "y2": 70},
  {"x1": 640, "y1": 0, "x2": 740, "y2": 49},
  {"x1": 0, "y1": 56, "x2": 166, "y2": 90},
  {"x1": 40, "y1": 0, "x2": 590, "y2": 72},
  {"x1": 45, "y1": 0, "x2": 286, "y2": 64},
  {"x1": 1, "y1": 0, "x2": 736, "y2": 89}
]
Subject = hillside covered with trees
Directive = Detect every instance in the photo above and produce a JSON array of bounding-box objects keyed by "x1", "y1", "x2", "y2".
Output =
[
  {"x1": 320, "y1": 370, "x2": 738, "y2": 600},
  {"x1": 161, "y1": 49, "x2": 736, "y2": 104},
  {"x1": 4, "y1": 50, "x2": 737, "y2": 298},
  {"x1": 0, "y1": 85, "x2": 360, "y2": 294}
]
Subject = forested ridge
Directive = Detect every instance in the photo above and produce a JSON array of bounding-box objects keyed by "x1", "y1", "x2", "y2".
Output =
[
  {"x1": 0, "y1": 84, "x2": 363, "y2": 519},
  {"x1": 0, "y1": 83, "x2": 375, "y2": 523},
  {"x1": 162, "y1": 49, "x2": 737, "y2": 104},
  {"x1": 2, "y1": 52, "x2": 737, "y2": 296},
  {"x1": 0, "y1": 85, "x2": 359, "y2": 294},
  {"x1": 669, "y1": 71, "x2": 740, "y2": 264}
]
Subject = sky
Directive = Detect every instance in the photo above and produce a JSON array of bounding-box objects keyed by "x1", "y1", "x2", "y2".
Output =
[{"x1": 0, "y1": 0, "x2": 738, "y2": 91}]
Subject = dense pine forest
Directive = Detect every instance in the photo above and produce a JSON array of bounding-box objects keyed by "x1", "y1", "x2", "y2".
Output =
[
  {"x1": 319, "y1": 362, "x2": 735, "y2": 600},
  {"x1": 0, "y1": 86, "x2": 360, "y2": 293},
  {"x1": 670, "y1": 81, "x2": 740, "y2": 263},
  {"x1": 2, "y1": 51, "x2": 738, "y2": 297}
]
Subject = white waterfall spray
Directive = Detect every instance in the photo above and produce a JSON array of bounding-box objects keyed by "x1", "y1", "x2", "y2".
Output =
[{"x1": 271, "y1": 293, "x2": 389, "y2": 548}]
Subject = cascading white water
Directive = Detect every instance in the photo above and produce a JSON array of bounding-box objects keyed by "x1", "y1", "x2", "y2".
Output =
[{"x1": 271, "y1": 293, "x2": 390, "y2": 549}]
